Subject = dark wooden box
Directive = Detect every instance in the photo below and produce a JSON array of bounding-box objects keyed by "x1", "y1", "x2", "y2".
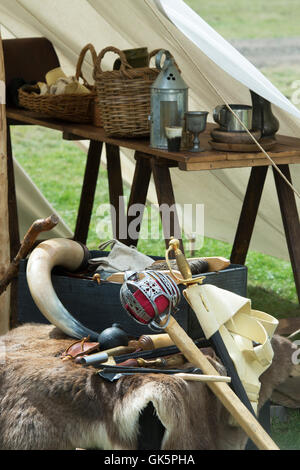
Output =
[{"x1": 17, "y1": 251, "x2": 247, "y2": 339}]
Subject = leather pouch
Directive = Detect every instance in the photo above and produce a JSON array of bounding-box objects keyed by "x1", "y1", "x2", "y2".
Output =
[{"x1": 61, "y1": 337, "x2": 100, "y2": 361}]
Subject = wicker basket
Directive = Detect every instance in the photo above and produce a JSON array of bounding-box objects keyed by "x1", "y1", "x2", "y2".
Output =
[
  {"x1": 93, "y1": 46, "x2": 161, "y2": 138},
  {"x1": 18, "y1": 44, "x2": 101, "y2": 125}
]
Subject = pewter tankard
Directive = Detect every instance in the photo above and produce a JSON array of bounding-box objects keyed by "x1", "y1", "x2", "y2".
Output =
[{"x1": 213, "y1": 104, "x2": 252, "y2": 132}]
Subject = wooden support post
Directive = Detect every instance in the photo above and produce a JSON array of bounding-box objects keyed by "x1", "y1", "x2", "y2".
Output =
[
  {"x1": 125, "y1": 152, "x2": 152, "y2": 247},
  {"x1": 106, "y1": 143, "x2": 125, "y2": 241},
  {"x1": 0, "y1": 31, "x2": 11, "y2": 334},
  {"x1": 151, "y1": 158, "x2": 184, "y2": 253},
  {"x1": 74, "y1": 140, "x2": 103, "y2": 245},
  {"x1": 273, "y1": 165, "x2": 300, "y2": 303},
  {"x1": 231, "y1": 166, "x2": 268, "y2": 265},
  {"x1": 7, "y1": 124, "x2": 20, "y2": 328}
]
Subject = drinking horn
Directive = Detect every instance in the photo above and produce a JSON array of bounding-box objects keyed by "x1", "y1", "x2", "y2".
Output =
[{"x1": 26, "y1": 238, "x2": 99, "y2": 341}]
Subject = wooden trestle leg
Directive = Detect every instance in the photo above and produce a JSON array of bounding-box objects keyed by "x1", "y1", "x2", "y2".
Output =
[
  {"x1": 151, "y1": 158, "x2": 184, "y2": 253},
  {"x1": 106, "y1": 143, "x2": 126, "y2": 241},
  {"x1": 230, "y1": 166, "x2": 268, "y2": 265},
  {"x1": 125, "y1": 152, "x2": 152, "y2": 247},
  {"x1": 273, "y1": 164, "x2": 300, "y2": 303},
  {"x1": 74, "y1": 140, "x2": 103, "y2": 244}
]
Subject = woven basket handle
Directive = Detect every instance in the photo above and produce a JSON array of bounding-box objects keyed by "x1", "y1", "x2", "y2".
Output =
[
  {"x1": 94, "y1": 46, "x2": 133, "y2": 79},
  {"x1": 76, "y1": 43, "x2": 97, "y2": 86}
]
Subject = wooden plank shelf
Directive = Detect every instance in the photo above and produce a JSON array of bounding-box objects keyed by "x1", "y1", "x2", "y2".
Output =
[{"x1": 7, "y1": 107, "x2": 300, "y2": 171}]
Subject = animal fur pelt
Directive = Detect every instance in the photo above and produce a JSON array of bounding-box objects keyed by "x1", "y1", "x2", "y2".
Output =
[{"x1": 0, "y1": 324, "x2": 296, "y2": 450}]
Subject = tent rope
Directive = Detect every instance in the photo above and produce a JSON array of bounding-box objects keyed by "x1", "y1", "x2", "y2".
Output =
[{"x1": 145, "y1": 0, "x2": 300, "y2": 200}]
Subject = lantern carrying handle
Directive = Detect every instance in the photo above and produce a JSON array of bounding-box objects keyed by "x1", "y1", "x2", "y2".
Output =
[{"x1": 155, "y1": 49, "x2": 173, "y2": 71}]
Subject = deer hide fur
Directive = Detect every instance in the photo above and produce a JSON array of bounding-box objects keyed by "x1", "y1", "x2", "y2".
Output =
[{"x1": 0, "y1": 324, "x2": 295, "y2": 450}]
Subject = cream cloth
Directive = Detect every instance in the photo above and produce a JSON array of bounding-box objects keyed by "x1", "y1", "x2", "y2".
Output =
[
  {"x1": 89, "y1": 239, "x2": 154, "y2": 274},
  {"x1": 183, "y1": 284, "x2": 278, "y2": 414}
]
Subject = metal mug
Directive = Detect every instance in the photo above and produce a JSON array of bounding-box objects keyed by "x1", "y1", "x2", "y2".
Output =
[{"x1": 213, "y1": 104, "x2": 252, "y2": 132}]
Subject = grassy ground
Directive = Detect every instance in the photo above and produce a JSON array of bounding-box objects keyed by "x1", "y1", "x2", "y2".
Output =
[
  {"x1": 189, "y1": 0, "x2": 300, "y2": 106},
  {"x1": 10, "y1": 0, "x2": 300, "y2": 449},
  {"x1": 260, "y1": 65, "x2": 300, "y2": 101},
  {"x1": 188, "y1": 0, "x2": 300, "y2": 39},
  {"x1": 271, "y1": 410, "x2": 300, "y2": 450}
]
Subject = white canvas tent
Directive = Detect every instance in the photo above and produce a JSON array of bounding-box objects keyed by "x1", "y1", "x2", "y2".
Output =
[{"x1": 1, "y1": 0, "x2": 300, "y2": 259}]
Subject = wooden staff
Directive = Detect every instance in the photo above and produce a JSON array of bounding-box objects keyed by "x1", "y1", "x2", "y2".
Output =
[
  {"x1": 0, "y1": 29, "x2": 11, "y2": 334},
  {"x1": 163, "y1": 316, "x2": 279, "y2": 450},
  {"x1": 0, "y1": 214, "x2": 59, "y2": 297}
]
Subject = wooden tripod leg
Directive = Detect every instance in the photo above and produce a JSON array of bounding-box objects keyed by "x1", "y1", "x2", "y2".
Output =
[
  {"x1": 273, "y1": 165, "x2": 300, "y2": 303},
  {"x1": 125, "y1": 152, "x2": 152, "y2": 247},
  {"x1": 74, "y1": 140, "x2": 103, "y2": 245},
  {"x1": 151, "y1": 159, "x2": 184, "y2": 253},
  {"x1": 231, "y1": 166, "x2": 268, "y2": 265},
  {"x1": 106, "y1": 143, "x2": 125, "y2": 241}
]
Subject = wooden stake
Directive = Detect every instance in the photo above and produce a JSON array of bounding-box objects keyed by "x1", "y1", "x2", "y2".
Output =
[{"x1": 0, "y1": 29, "x2": 11, "y2": 335}]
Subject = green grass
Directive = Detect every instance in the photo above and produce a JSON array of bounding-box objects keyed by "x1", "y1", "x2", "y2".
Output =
[
  {"x1": 271, "y1": 410, "x2": 300, "y2": 450},
  {"x1": 260, "y1": 66, "x2": 300, "y2": 103},
  {"x1": 187, "y1": 0, "x2": 300, "y2": 39}
]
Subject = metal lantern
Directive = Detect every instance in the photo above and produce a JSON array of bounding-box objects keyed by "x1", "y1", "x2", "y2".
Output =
[{"x1": 150, "y1": 50, "x2": 188, "y2": 149}]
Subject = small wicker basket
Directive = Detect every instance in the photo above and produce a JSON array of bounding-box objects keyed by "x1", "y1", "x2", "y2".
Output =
[
  {"x1": 19, "y1": 44, "x2": 102, "y2": 125},
  {"x1": 93, "y1": 47, "x2": 161, "y2": 138}
]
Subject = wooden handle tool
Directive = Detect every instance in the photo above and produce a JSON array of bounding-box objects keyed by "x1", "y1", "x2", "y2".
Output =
[
  {"x1": 106, "y1": 269, "x2": 184, "y2": 284},
  {"x1": 151, "y1": 256, "x2": 230, "y2": 273}
]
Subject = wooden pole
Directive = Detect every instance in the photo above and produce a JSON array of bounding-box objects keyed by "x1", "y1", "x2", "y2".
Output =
[
  {"x1": 165, "y1": 316, "x2": 279, "y2": 450},
  {"x1": 0, "y1": 29, "x2": 11, "y2": 335}
]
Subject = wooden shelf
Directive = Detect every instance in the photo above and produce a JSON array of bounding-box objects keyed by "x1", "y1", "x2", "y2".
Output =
[{"x1": 7, "y1": 107, "x2": 300, "y2": 171}]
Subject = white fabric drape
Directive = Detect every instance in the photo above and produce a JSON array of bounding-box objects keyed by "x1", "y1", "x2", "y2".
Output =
[
  {"x1": 13, "y1": 158, "x2": 73, "y2": 239},
  {"x1": 1, "y1": 0, "x2": 299, "y2": 258}
]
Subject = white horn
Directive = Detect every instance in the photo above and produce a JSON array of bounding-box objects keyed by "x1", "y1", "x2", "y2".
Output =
[{"x1": 26, "y1": 238, "x2": 99, "y2": 341}]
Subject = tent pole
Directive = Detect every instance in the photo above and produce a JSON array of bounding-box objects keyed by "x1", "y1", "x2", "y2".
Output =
[{"x1": 0, "y1": 29, "x2": 12, "y2": 335}]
